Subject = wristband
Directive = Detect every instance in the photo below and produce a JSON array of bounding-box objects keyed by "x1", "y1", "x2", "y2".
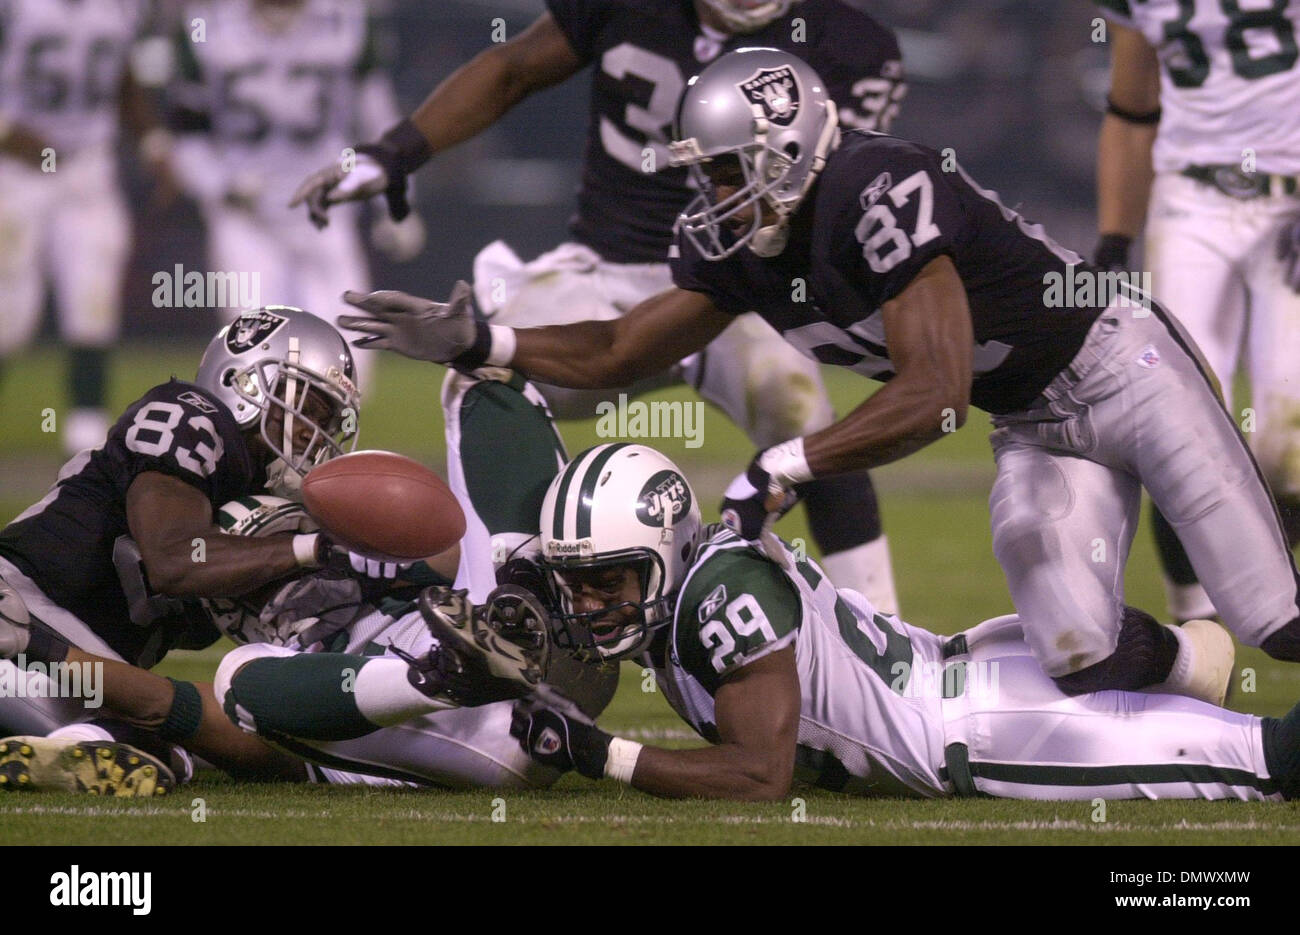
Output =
[
  {"x1": 760, "y1": 438, "x2": 814, "y2": 488},
  {"x1": 377, "y1": 118, "x2": 434, "y2": 176},
  {"x1": 1093, "y1": 233, "x2": 1132, "y2": 271},
  {"x1": 604, "y1": 737, "x2": 643, "y2": 783},
  {"x1": 293, "y1": 533, "x2": 322, "y2": 568},
  {"x1": 485, "y1": 325, "x2": 516, "y2": 367},
  {"x1": 159, "y1": 678, "x2": 203, "y2": 742}
]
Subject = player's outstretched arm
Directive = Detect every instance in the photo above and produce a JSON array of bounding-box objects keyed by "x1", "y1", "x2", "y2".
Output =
[
  {"x1": 1095, "y1": 22, "x2": 1160, "y2": 269},
  {"x1": 804, "y1": 255, "x2": 972, "y2": 474},
  {"x1": 291, "y1": 13, "x2": 582, "y2": 225},
  {"x1": 513, "y1": 648, "x2": 800, "y2": 801},
  {"x1": 126, "y1": 472, "x2": 306, "y2": 598}
]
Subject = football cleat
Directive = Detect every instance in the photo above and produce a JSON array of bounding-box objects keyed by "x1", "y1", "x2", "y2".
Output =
[
  {"x1": 398, "y1": 587, "x2": 547, "y2": 707},
  {"x1": 0, "y1": 736, "x2": 176, "y2": 797}
]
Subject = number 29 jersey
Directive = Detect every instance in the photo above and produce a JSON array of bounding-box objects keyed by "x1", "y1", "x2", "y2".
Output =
[
  {"x1": 1097, "y1": 0, "x2": 1300, "y2": 174},
  {"x1": 0, "y1": 381, "x2": 261, "y2": 666},
  {"x1": 647, "y1": 526, "x2": 949, "y2": 797},
  {"x1": 546, "y1": 0, "x2": 905, "y2": 262}
]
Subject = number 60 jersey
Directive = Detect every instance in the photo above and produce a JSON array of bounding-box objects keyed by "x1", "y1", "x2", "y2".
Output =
[
  {"x1": 0, "y1": 381, "x2": 261, "y2": 666},
  {"x1": 548, "y1": 0, "x2": 905, "y2": 262}
]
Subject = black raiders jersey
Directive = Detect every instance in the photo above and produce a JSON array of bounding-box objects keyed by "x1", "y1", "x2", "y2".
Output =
[
  {"x1": 546, "y1": 0, "x2": 904, "y2": 262},
  {"x1": 670, "y1": 131, "x2": 1107, "y2": 414},
  {"x1": 0, "y1": 380, "x2": 262, "y2": 667}
]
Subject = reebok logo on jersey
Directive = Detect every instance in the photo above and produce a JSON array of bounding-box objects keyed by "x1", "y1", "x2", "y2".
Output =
[
  {"x1": 1136, "y1": 345, "x2": 1161, "y2": 369},
  {"x1": 225, "y1": 310, "x2": 288, "y2": 355},
  {"x1": 176, "y1": 391, "x2": 218, "y2": 414},
  {"x1": 738, "y1": 66, "x2": 801, "y2": 126},
  {"x1": 699, "y1": 584, "x2": 728, "y2": 622},
  {"x1": 860, "y1": 173, "x2": 892, "y2": 209}
]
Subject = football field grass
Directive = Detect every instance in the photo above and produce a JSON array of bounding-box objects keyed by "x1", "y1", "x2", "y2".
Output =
[{"x1": 2, "y1": 345, "x2": 1299, "y2": 845}]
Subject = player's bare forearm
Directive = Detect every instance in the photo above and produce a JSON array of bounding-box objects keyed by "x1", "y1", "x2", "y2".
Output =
[
  {"x1": 631, "y1": 648, "x2": 799, "y2": 800},
  {"x1": 0, "y1": 122, "x2": 52, "y2": 168},
  {"x1": 1097, "y1": 22, "x2": 1160, "y2": 238},
  {"x1": 510, "y1": 287, "x2": 730, "y2": 387},
  {"x1": 65, "y1": 647, "x2": 306, "y2": 781},
  {"x1": 408, "y1": 12, "x2": 583, "y2": 155},
  {"x1": 804, "y1": 256, "x2": 972, "y2": 474},
  {"x1": 126, "y1": 472, "x2": 302, "y2": 598}
]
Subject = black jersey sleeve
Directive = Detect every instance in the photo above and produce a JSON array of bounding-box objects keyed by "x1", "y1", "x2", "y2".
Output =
[
  {"x1": 823, "y1": 135, "x2": 968, "y2": 312},
  {"x1": 544, "y1": 0, "x2": 610, "y2": 64},
  {"x1": 106, "y1": 381, "x2": 256, "y2": 505},
  {"x1": 667, "y1": 236, "x2": 750, "y2": 316}
]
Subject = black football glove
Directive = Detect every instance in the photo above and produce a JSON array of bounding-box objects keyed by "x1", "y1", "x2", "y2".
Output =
[
  {"x1": 289, "y1": 119, "x2": 431, "y2": 228},
  {"x1": 315, "y1": 532, "x2": 404, "y2": 580},
  {"x1": 1092, "y1": 233, "x2": 1132, "y2": 273},
  {"x1": 339, "y1": 280, "x2": 494, "y2": 370},
  {"x1": 1279, "y1": 217, "x2": 1300, "y2": 294},
  {"x1": 510, "y1": 686, "x2": 611, "y2": 779}
]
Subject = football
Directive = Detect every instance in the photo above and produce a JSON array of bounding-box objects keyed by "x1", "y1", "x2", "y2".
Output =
[{"x1": 301, "y1": 450, "x2": 466, "y2": 560}]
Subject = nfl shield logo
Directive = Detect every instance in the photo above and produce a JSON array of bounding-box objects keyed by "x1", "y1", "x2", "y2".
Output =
[
  {"x1": 737, "y1": 66, "x2": 801, "y2": 126},
  {"x1": 226, "y1": 309, "x2": 288, "y2": 355},
  {"x1": 536, "y1": 728, "x2": 563, "y2": 756}
]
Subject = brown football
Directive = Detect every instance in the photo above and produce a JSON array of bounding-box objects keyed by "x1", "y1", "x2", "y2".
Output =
[{"x1": 302, "y1": 450, "x2": 466, "y2": 560}]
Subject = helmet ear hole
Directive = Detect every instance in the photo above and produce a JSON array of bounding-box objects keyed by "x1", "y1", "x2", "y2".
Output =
[
  {"x1": 221, "y1": 368, "x2": 237, "y2": 387},
  {"x1": 783, "y1": 141, "x2": 800, "y2": 161}
]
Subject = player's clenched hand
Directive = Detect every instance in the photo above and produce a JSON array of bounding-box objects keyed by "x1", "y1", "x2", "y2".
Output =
[
  {"x1": 289, "y1": 152, "x2": 389, "y2": 229},
  {"x1": 510, "y1": 690, "x2": 611, "y2": 779},
  {"x1": 340, "y1": 280, "x2": 486, "y2": 366},
  {"x1": 720, "y1": 442, "x2": 810, "y2": 568},
  {"x1": 313, "y1": 531, "x2": 405, "y2": 579},
  {"x1": 1279, "y1": 218, "x2": 1300, "y2": 294}
]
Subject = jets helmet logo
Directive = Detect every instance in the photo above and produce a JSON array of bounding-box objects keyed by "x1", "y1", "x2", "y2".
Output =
[
  {"x1": 738, "y1": 66, "x2": 801, "y2": 127},
  {"x1": 636, "y1": 470, "x2": 693, "y2": 528},
  {"x1": 226, "y1": 310, "x2": 288, "y2": 355}
]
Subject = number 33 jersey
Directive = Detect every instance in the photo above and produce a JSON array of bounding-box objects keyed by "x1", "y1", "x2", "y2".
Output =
[
  {"x1": 1098, "y1": 0, "x2": 1300, "y2": 174},
  {"x1": 647, "y1": 527, "x2": 949, "y2": 797},
  {"x1": 0, "y1": 381, "x2": 261, "y2": 664},
  {"x1": 546, "y1": 0, "x2": 905, "y2": 262}
]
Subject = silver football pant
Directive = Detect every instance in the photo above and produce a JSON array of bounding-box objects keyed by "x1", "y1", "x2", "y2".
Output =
[{"x1": 989, "y1": 302, "x2": 1300, "y2": 677}]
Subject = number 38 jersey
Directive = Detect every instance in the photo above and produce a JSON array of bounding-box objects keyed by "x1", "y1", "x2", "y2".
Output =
[
  {"x1": 546, "y1": 0, "x2": 905, "y2": 262},
  {"x1": 648, "y1": 527, "x2": 948, "y2": 797},
  {"x1": 1098, "y1": 0, "x2": 1300, "y2": 174},
  {"x1": 671, "y1": 131, "x2": 1106, "y2": 414},
  {"x1": 0, "y1": 0, "x2": 146, "y2": 154},
  {"x1": 0, "y1": 381, "x2": 261, "y2": 666}
]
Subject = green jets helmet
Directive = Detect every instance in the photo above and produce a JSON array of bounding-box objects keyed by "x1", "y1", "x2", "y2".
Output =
[
  {"x1": 539, "y1": 444, "x2": 702, "y2": 660},
  {"x1": 669, "y1": 47, "x2": 840, "y2": 259},
  {"x1": 195, "y1": 306, "x2": 359, "y2": 479}
]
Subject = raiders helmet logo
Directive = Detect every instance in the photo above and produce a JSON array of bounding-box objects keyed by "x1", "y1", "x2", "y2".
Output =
[
  {"x1": 225, "y1": 310, "x2": 288, "y2": 355},
  {"x1": 737, "y1": 65, "x2": 801, "y2": 127},
  {"x1": 636, "y1": 470, "x2": 693, "y2": 528}
]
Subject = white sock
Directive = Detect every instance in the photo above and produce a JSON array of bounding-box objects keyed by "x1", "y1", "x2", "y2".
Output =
[
  {"x1": 819, "y1": 536, "x2": 900, "y2": 616},
  {"x1": 1163, "y1": 577, "x2": 1216, "y2": 623},
  {"x1": 47, "y1": 723, "x2": 114, "y2": 744},
  {"x1": 353, "y1": 658, "x2": 455, "y2": 726}
]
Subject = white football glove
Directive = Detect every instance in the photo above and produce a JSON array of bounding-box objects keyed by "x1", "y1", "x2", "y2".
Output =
[
  {"x1": 289, "y1": 152, "x2": 389, "y2": 229},
  {"x1": 339, "y1": 280, "x2": 484, "y2": 365}
]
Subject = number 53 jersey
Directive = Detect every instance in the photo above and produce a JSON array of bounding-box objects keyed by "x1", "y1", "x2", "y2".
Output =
[
  {"x1": 1098, "y1": 0, "x2": 1300, "y2": 174},
  {"x1": 0, "y1": 381, "x2": 261, "y2": 666},
  {"x1": 547, "y1": 0, "x2": 905, "y2": 262}
]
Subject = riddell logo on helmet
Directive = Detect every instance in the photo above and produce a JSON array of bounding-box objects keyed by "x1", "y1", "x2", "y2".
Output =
[
  {"x1": 546, "y1": 539, "x2": 593, "y2": 557},
  {"x1": 225, "y1": 310, "x2": 289, "y2": 354},
  {"x1": 737, "y1": 66, "x2": 801, "y2": 126}
]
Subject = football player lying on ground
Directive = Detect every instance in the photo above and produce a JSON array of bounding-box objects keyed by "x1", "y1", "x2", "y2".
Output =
[
  {"x1": 0, "y1": 307, "x2": 447, "y2": 793},
  {"x1": 0, "y1": 373, "x2": 615, "y2": 793},
  {"x1": 339, "y1": 47, "x2": 1300, "y2": 709}
]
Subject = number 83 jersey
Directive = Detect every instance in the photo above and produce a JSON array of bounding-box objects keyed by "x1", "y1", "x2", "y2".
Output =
[
  {"x1": 547, "y1": 0, "x2": 905, "y2": 262},
  {"x1": 1098, "y1": 0, "x2": 1300, "y2": 174},
  {"x1": 648, "y1": 526, "x2": 950, "y2": 797},
  {"x1": 0, "y1": 381, "x2": 261, "y2": 666}
]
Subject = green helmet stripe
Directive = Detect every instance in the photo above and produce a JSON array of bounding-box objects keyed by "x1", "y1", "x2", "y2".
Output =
[
  {"x1": 575, "y1": 443, "x2": 629, "y2": 539},
  {"x1": 551, "y1": 451, "x2": 590, "y2": 541}
]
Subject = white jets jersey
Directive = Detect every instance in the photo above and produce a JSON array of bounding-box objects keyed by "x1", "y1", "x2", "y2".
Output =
[
  {"x1": 0, "y1": 0, "x2": 144, "y2": 153},
  {"x1": 1099, "y1": 0, "x2": 1300, "y2": 173},
  {"x1": 648, "y1": 528, "x2": 950, "y2": 797},
  {"x1": 176, "y1": 0, "x2": 379, "y2": 209}
]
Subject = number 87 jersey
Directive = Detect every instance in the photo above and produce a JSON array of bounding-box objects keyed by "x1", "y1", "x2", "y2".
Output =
[
  {"x1": 1098, "y1": 0, "x2": 1300, "y2": 174},
  {"x1": 548, "y1": 0, "x2": 905, "y2": 263},
  {"x1": 0, "y1": 379, "x2": 261, "y2": 667}
]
